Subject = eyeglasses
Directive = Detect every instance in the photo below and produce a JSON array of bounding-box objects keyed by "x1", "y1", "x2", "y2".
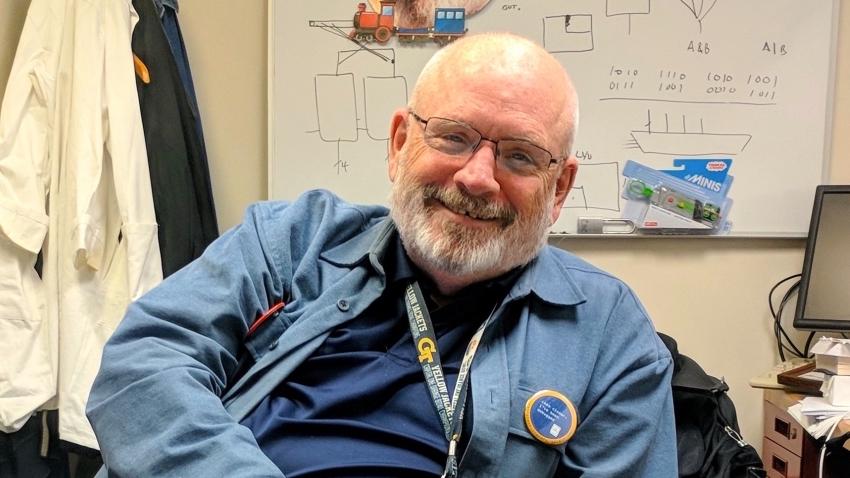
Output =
[{"x1": 408, "y1": 110, "x2": 562, "y2": 176}]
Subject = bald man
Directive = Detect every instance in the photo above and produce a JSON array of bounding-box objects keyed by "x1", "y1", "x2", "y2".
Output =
[{"x1": 88, "y1": 33, "x2": 677, "y2": 477}]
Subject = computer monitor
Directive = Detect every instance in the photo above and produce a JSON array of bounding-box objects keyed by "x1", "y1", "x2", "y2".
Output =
[{"x1": 793, "y1": 185, "x2": 850, "y2": 331}]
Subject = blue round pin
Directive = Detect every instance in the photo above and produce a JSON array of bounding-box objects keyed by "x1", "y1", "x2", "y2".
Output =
[{"x1": 523, "y1": 389, "x2": 578, "y2": 445}]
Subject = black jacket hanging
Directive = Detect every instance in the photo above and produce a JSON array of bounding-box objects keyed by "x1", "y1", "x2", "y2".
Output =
[{"x1": 132, "y1": 0, "x2": 219, "y2": 277}]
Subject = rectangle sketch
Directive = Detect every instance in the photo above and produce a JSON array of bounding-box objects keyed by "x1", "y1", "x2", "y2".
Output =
[
  {"x1": 363, "y1": 76, "x2": 408, "y2": 140},
  {"x1": 565, "y1": 162, "x2": 621, "y2": 212},
  {"x1": 607, "y1": 0, "x2": 650, "y2": 16},
  {"x1": 543, "y1": 15, "x2": 594, "y2": 53},
  {"x1": 315, "y1": 74, "x2": 358, "y2": 142}
]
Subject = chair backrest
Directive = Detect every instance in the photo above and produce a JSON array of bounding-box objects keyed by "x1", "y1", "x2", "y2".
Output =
[{"x1": 658, "y1": 333, "x2": 766, "y2": 478}]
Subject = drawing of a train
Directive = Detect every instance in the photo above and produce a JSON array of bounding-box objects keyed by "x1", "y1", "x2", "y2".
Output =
[{"x1": 350, "y1": 0, "x2": 467, "y2": 45}]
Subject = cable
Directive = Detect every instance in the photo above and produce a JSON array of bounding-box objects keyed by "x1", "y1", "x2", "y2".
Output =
[
  {"x1": 769, "y1": 276, "x2": 797, "y2": 361},
  {"x1": 818, "y1": 409, "x2": 850, "y2": 478},
  {"x1": 768, "y1": 273, "x2": 806, "y2": 361},
  {"x1": 769, "y1": 274, "x2": 802, "y2": 360},
  {"x1": 776, "y1": 280, "x2": 806, "y2": 357},
  {"x1": 770, "y1": 274, "x2": 804, "y2": 361}
]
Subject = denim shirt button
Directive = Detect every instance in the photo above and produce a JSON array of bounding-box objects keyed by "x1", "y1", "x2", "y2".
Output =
[
  {"x1": 337, "y1": 299, "x2": 350, "y2": 311},
  {"x1": 268, "y1": 339, "x2": 279, "y2": 350}
]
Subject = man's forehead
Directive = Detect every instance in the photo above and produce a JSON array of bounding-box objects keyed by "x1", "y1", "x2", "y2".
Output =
[
  {"x1": 417, "y1": 83, "x2": 566, "y2": 147},
  {"x1": 411, "y1": 34, "x2": 575, "y2": 148}
]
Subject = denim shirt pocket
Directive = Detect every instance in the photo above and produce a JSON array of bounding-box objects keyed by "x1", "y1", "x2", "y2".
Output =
[
  {"x1": 246, "y1": 307, "x2": 294, "y2": 358},
  {"x1": 501, "y1": 385, "x2": 568, "y2": 476},
  {"x1": 229, "y1": 307, "x2": 294, "y2": 385}
]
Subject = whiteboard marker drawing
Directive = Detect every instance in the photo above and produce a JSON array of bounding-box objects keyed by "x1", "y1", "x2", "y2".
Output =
[
  {"x1": 606, "y1": 0, "x2": 650, "y2": 35},
  {"x1": 679, "y1": 0, "x2": 719, "y2": 33},
  {"x1": 626, "y1": 110, "x2": 751, "y2": 156},
  {"x1": 563, "y1": 162, "x2": 622, "y2": 212},
  {"x1": 310, "y1": 48, "x2": 402, "y2": 174},
  {"x1": 543, "y1": 14, "x2": 594, "y2": 53}
]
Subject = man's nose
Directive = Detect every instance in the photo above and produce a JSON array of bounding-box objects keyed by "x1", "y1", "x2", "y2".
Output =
[{"x1": 452, "y1": 141, "x2": 501, "y2": 197}]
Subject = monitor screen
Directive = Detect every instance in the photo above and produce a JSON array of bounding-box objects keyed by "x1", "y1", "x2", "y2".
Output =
[{"x1": 793, "y1": 185, "x2": 850, "y2": 331}]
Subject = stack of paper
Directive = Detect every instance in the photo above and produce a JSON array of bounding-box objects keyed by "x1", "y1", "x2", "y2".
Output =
[
  {"x1": 823, "y1": 375, "x2": 850, "y2": 407},
  {"x1": 799, "y1": 396, "x2": 850, "y2": 418},
  {"x1": 812, "y1": 337, "x2": 850, "y2": 375},
  {"x1": 790, "y1": 398, "x2": 850, "y2": 438}
]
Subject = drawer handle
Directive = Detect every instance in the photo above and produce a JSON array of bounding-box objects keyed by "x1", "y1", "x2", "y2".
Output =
[
  {"x1": 771, "y1": 455, "x2": 788, "y2": 476},
  {"x1": 774, "y1": 417, "x2": 792, "y2": 439}
]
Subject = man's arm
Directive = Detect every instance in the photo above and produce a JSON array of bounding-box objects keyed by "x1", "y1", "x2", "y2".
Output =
[
  {"x1": 87, "y1": 203, "x2": 288, "y2": 476},
  {"x1": 560, "y1": 291, "x2": 678, "y2": 477}
]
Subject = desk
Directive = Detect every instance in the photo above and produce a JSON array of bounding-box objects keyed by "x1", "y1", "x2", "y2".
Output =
[{"x1": 761, "y1": 388, "x2": 850, "y2": 478}]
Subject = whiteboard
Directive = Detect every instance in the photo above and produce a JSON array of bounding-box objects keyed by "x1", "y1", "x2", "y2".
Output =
[{"x1": 269, "y1": 0, "x2": 838, "y2": 237}]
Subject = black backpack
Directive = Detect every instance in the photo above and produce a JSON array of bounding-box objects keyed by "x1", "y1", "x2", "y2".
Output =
[{"x1": 658, "y1": 333, "x2": 766, "y2": 478}]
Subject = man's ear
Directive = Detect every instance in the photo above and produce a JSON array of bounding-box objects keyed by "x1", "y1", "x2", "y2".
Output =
[
  {"x1": 550, "y1": 155, "x2": 579, "y2": 224},
  {"x1": 388, "y1": 108, "x2": 410, "y2": 182}
]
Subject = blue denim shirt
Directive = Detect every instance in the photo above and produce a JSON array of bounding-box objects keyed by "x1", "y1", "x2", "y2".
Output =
[{"x1": 87, "y1": 189, "x2": 677, "y2": 477}]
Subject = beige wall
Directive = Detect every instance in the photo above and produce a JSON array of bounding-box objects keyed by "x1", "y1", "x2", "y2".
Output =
[
  {"x1": 2, "y1": 0, "x2": 849, "y2": 456},
  {"x1": 0, "y1": 0, "x2": 30, "y2": 98},
  {"x1": 179, "y1": 0, "x2": 268, "y2": 232}
]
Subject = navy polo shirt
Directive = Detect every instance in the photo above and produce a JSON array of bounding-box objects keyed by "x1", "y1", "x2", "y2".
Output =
[{"x1": 241, "y1": 235, "x2": 519, "y2": 477}]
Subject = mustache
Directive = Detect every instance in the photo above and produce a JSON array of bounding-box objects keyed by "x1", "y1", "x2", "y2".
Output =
[{"x1": 421, "y1": 185, "x2": 517, "y2": 227}]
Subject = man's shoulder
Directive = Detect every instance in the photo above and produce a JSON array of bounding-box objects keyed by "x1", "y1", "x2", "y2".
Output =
[
  {"x1": 233, "y1": 190, "x2": 391, "y2": 261},
  {"x1": 538, "y1": 245, "x2": 630, "y2": 293},
  {"x1": 239, "y1": 190, "x2": 390, "y2": 242},
  {"x1": 535, "y1": 246, "x2": 657, "y2": 324},
  {"x1": 246, "y1": 189, "x2": 389, "y2": 224},
  {"x1": 539, "y1": 246, "x2": 671, "y2": 360}
]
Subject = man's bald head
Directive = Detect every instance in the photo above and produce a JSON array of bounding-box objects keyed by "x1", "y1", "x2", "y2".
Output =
[{"x1": 409, "y1": 33, "x2": 579, "y2": 157}]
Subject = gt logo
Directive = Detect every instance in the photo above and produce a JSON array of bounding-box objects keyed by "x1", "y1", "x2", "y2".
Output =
[{"x1": 417, "y1": 337, "x2": 435, "y2": 363}]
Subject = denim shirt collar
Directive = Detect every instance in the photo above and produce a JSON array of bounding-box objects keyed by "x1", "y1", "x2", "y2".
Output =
[
  {"x1": 509, "y1": 246, "x2": 587, "y2": 306},
  {"x1": 320, "y1": 217, "x2": 587, "y2": 307},
  {"x1": 320, "y1": 217, "x2": 395, "y2": 272}
]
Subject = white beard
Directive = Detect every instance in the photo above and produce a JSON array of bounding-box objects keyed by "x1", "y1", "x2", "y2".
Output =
[{"x1": 390, "y1": 155, "x2": 554, "y2": 278}]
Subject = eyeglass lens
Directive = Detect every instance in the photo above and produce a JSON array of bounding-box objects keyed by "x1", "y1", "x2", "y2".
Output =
[{"x1": 422, "y1": 117, "x2": 554, "y2": 175}]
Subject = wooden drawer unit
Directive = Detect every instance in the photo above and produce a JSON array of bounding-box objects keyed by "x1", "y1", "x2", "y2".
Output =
[
  {"x1": 762, "y1": 437, "x2": 802, "y2": 478},
  {"x1": 757, "y1": 383, "x2": 850, "y2": 477},
  {"x1": 764, "y1": 400, "x2": 805, "y2": 455},
  {"x1": 762, "y1": 397, "x2": 818, "y2": 477}
]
